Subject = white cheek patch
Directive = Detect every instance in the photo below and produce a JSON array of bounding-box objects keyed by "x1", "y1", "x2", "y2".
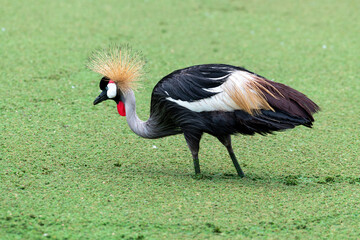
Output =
[{"x1": 107, "y1": 83, "x2": 117, "y2": 98}]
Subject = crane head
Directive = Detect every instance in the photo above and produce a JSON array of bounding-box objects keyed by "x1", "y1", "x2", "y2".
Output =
[{"x1": 93, "y1": 76, "x2": 126, "y2": 116}]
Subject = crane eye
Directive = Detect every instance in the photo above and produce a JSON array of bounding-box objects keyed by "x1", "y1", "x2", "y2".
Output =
[{"x1": 99, "y1": 76, "x2": 110, "y2": 90}]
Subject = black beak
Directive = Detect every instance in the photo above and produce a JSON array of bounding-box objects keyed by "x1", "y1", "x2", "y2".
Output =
[{"x1": 93, "y1": 90, "x2": 108, "y2": 105}]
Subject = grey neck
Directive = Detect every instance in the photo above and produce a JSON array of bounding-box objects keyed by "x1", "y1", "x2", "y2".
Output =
[
  {"x1": 122, "y1": 90, "x2": 153, "y2": 139},
  {"x1": 122, "y1": 89, "x2": 181, "y2": 139}
]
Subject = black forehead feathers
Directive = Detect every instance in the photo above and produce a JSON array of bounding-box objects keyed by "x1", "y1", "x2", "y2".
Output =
[{"x1": 99, "y1": 76, "x2": 110, "y2": 90}]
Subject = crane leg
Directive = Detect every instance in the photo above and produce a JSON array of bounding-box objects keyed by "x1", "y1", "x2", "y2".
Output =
[
  {"x1": 183, "y1": 131, "x2": 203, "y2": 175},
  {"x1": 217, "y1": 135, "x2": 245, "y2": 178}
]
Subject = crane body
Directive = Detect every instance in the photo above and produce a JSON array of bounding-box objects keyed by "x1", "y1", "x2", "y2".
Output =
[{"x1": 90, "y1": 47, "x2": 319, "y2": 177}]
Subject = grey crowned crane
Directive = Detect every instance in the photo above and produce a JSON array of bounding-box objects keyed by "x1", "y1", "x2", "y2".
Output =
[{"x1": 89, "y1": 46, "x2": 319, "y2": 177}]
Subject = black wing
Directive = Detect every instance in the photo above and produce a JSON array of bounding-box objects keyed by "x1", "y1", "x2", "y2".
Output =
[{"x1": 151, "y1": 64, "x2": 244, "y2": 102}]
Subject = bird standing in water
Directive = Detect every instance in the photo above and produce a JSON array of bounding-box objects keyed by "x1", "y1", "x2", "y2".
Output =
[{"x1": 89, "y1": 46, "x2": 319, "y2": 177}]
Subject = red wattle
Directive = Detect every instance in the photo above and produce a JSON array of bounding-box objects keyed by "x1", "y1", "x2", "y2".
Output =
[{"x1": 117, "y1": 101, "x2": 126, "y2": 116}]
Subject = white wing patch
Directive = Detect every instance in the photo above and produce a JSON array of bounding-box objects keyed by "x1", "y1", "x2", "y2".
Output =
[
  {"x1": 166, "y1": 92, "x2": 239, "y2": 112},
  {"x1": 166, "y1": 70, "x2": 272, "y2": 114}
]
